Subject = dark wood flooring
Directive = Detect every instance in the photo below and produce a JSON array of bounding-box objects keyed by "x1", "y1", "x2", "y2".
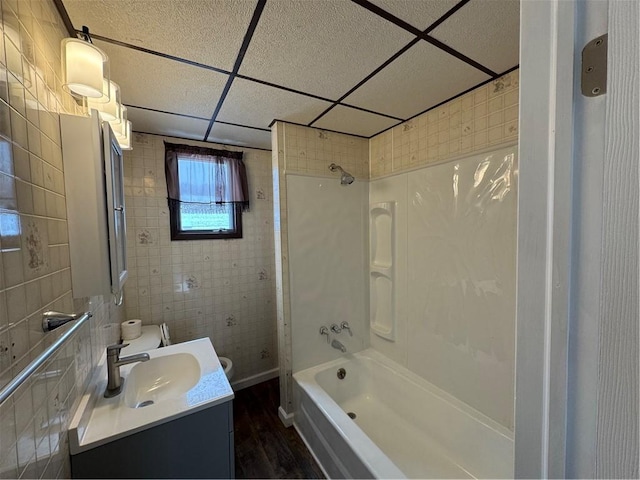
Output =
[{"x1": 233, "y1": 378, "x2": 325, "y2": 479}]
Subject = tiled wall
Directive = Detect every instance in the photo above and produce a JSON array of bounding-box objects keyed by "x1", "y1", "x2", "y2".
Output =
[
  {"x1": 0, "y1": 0, "x2": 123, "y2": 479},
  {"x1": 271, "y1": 121, "x2": 369, "y2": 415},
  {"x1": 280, "y1": 123, "x2": 369, "y2": 179},
  {"x1": 370, "y1": 70, "x2": 519, "y2": 179},
  {"x1": 122, "y1": 133, "x2": 277, "y2": 383}
]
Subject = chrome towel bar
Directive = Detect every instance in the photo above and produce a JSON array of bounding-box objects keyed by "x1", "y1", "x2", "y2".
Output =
[{"x1": 0, "y1": 311, "x2": 92, "y2": 406}]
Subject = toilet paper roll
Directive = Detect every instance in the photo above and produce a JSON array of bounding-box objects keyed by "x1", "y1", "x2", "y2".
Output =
[{"x1": 121, "y1": 319, "x2": 142, "y2": 340}]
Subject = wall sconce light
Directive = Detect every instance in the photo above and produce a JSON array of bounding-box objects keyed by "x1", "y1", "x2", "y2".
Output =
[
  {"x1": 62, "y1": 27, "x2": 108, "y2": 98},
  {"x1": 62, "y1": 27, "x2": 134, "y2": 151}
]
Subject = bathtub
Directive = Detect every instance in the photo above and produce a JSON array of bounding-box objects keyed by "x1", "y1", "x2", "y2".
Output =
[{"x1": 293, "y1": 349, "x2": 514, "y2": 479}]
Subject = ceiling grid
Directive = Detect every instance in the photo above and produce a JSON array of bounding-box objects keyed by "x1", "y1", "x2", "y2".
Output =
[{"x1": 60, "y1": 0, "x2": 520, "y2": 150}]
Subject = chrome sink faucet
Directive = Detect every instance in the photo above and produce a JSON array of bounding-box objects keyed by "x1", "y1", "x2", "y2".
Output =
[{"x1": 104, "y1": 343, "x2": 150, "y2": 398}]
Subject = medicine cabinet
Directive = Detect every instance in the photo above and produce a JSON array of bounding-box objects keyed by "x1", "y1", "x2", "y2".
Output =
[{"x1": 61, "y1": 110, "x2": 128, "y2": 302}]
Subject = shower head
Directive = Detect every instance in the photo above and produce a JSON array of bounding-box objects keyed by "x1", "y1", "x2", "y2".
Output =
[{"x1": 328, "y1": 163, "x2": 355, "y2": 185}]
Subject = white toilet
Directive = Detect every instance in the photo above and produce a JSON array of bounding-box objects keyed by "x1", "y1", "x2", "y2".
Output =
[
  {"x1": 120, "y1": 325, "x2": 162, "y2": 355},
  {"x1": 219, "y1": 357, "x2": 234, "y2": 381}
]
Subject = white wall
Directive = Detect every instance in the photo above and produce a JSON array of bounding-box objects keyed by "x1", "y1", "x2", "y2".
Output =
[
  {"x1": 287, "y1": 174, "x2": 368, "y2": 372},
  {"x1": 370, "y1": 145, "x2": 517, "y2": 429}
]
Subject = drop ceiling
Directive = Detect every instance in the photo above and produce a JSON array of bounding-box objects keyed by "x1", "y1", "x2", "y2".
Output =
[{"x1": 60, "y1": 0, "x2": 519, "y2": 151}]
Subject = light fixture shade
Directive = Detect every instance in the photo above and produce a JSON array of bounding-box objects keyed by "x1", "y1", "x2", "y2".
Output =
[
  {"x1": 91, "y1": 75, "x2": 112, "y2": 104},
  {"x1": 114, "y1": 120, "x2": 132, "y2": 150},
  {"x1": 112, "y1": 117, "x2": 128, "y2": 139},
  {"x1": 89, "y1": 81, "x2": 121, "y2": 121},
  {"x1": 109, "y1": 104, "x2": 127, "y2": 129},
  {"x1": 62, "y1": 38, "x2": 108, "y2": 98}
]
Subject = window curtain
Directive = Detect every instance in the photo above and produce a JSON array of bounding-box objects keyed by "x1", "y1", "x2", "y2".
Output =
[{"x1": 164, "y1": 142, "x2": 249, "y2": 211}]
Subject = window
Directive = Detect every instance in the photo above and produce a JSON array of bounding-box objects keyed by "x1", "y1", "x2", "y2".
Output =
[{"x1": 164, "y1": 142, "x2": 249, "y2": 240}]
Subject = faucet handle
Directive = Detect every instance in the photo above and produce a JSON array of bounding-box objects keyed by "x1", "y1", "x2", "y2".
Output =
[
  {"x1": 319, "y1": 326, "x2": 330, "y2": 343},
  {"x1": 340, "y1": 321, "x2": 353, "y2": 336},
  {"x1": 106, "y1": 343, "x2": 130, "y2": 356},
  {"x1": 330, "y1": 323, "x2": 342, "y2": 334}
]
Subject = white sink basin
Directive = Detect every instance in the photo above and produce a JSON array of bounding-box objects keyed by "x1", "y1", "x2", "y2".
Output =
[
  {"x1": 68, "y1": 337, "x2": 234, "y2": 455},
  {"x1": 123, "y1": 352, "x2": 201, "y2": 408}
]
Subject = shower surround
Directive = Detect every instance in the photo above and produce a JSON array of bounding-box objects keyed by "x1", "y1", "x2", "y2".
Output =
[{"x1": 272, "y1": 70, "x2": 519, "y2": 475}]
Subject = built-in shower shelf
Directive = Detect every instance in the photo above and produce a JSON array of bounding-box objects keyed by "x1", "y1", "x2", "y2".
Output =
[
  {"x1": 369, "y1": 202, "x2": 396, "y2": 341},
  {"x1": 370, "y1": 202, "x2": 395, "y2": 268}
]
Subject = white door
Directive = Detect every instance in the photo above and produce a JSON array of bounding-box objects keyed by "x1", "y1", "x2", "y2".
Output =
[{"x1": 516, "y1": 0, "x2": 638, "y2": 478}]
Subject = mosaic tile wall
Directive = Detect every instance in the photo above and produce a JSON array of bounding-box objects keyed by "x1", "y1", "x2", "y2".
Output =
[
  {"x1": 123, "y1": 133, "x2": 278, "y2": 383},
  {"x1": 0, "y1": 0, "x2": 123, "y2": 478},
  {"x1": 370, "y1": 70, "x2": 519, "y2": 179}
]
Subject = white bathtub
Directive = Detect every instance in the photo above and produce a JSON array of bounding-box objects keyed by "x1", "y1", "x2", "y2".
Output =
[{"x1": 293, "y1": 349, "x2": 514, "y2": 479}]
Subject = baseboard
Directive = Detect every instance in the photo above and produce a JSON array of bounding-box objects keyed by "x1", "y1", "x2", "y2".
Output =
[
  {"x1": 230, "y1": 367, "x2": 279, "y2": 391},
  {"x1": 278, "y1": 406, "x2": 295, "y2": 427}
]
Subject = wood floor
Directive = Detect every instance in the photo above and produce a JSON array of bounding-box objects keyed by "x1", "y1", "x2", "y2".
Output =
[{"x1": 233, "y1": 378, "x2": 325, "y2": 479}]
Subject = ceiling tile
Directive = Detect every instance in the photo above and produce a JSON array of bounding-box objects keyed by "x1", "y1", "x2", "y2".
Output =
[
  {"x1": 368, "y1": 0, "x2": 460, "y2": 31},
  {"x1": 94, "y1": 40, "x2": 227, "y2": 119},
  {"x1": 239, "y1": 0, "x2": 414, "y2": 99},
  {"x1": 217, "y1": 78, "x2": 332, "y2": 129},
  {"x1": 208, "y1": 123, "x2": 271, "y2": 151},
  {"x1": 312, "y1": 106, "x2": 399, "y2": 138},
  {"x1": 128, "y1": 107, "x2": 209, "y2": 141},
  {"x1": 429, "y1": 0, "x2": 520, "y2": 74},
  {"x1": 62, "y1": 0, "x2": 257, "y2": 71},
  {"x1": 342, "y1": 42, "x2": 490, "y2": 119}
]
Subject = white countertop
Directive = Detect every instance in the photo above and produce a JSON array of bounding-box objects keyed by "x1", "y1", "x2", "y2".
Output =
[{"x1": 69, "y1": 337, "x2": 234, "y2": 454}]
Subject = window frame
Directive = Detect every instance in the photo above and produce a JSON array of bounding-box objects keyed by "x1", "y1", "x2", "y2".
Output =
[
  {"x1": 169, "y1": 199, "x2": 243, "y2": 241},
  {"x1": 165, "y1": 143, "x2": 246, "y2": 241}
]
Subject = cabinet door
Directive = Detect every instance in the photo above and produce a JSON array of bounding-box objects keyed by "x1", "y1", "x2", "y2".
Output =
[{"x1": 103, "y1": 123, "x2": 128, "y2": 296}]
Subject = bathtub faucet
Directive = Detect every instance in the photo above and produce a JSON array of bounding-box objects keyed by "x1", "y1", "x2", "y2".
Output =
[{"x1": 331, "y1": 339, "x2": 347, "y2": 353}]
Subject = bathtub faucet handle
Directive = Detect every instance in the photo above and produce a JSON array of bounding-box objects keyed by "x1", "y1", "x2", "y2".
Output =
[
  {"x1": 319, "y1": 326, "x2": 330, "y2": 343},
  {"x1": 340, "y1": 321, "x2": 352, "y2": 336},
  {"x1": 330, "y1": 323, "x2": 342, "y2": 334}
]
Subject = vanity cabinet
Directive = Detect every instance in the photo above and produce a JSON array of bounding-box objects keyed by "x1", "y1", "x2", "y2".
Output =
[
  {"x1": 70, "y1": 400, "x2": 234, "y2": 479},
  {"x1": 61, "y1": 110, "x2": 127, "y2": 300}
]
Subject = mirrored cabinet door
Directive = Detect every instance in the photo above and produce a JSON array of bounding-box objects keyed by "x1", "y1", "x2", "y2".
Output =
[{"x1": 103, "y1": 122, "x2": 128, "y2": 297}]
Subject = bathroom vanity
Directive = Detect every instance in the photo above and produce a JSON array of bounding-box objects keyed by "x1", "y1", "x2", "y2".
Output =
[
  {"x1": 71, "y1": 402, "x2": 233, "y2": 478},
  {"x1": 68, "y1": 338, "x2": 234, "y2": 479}
]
